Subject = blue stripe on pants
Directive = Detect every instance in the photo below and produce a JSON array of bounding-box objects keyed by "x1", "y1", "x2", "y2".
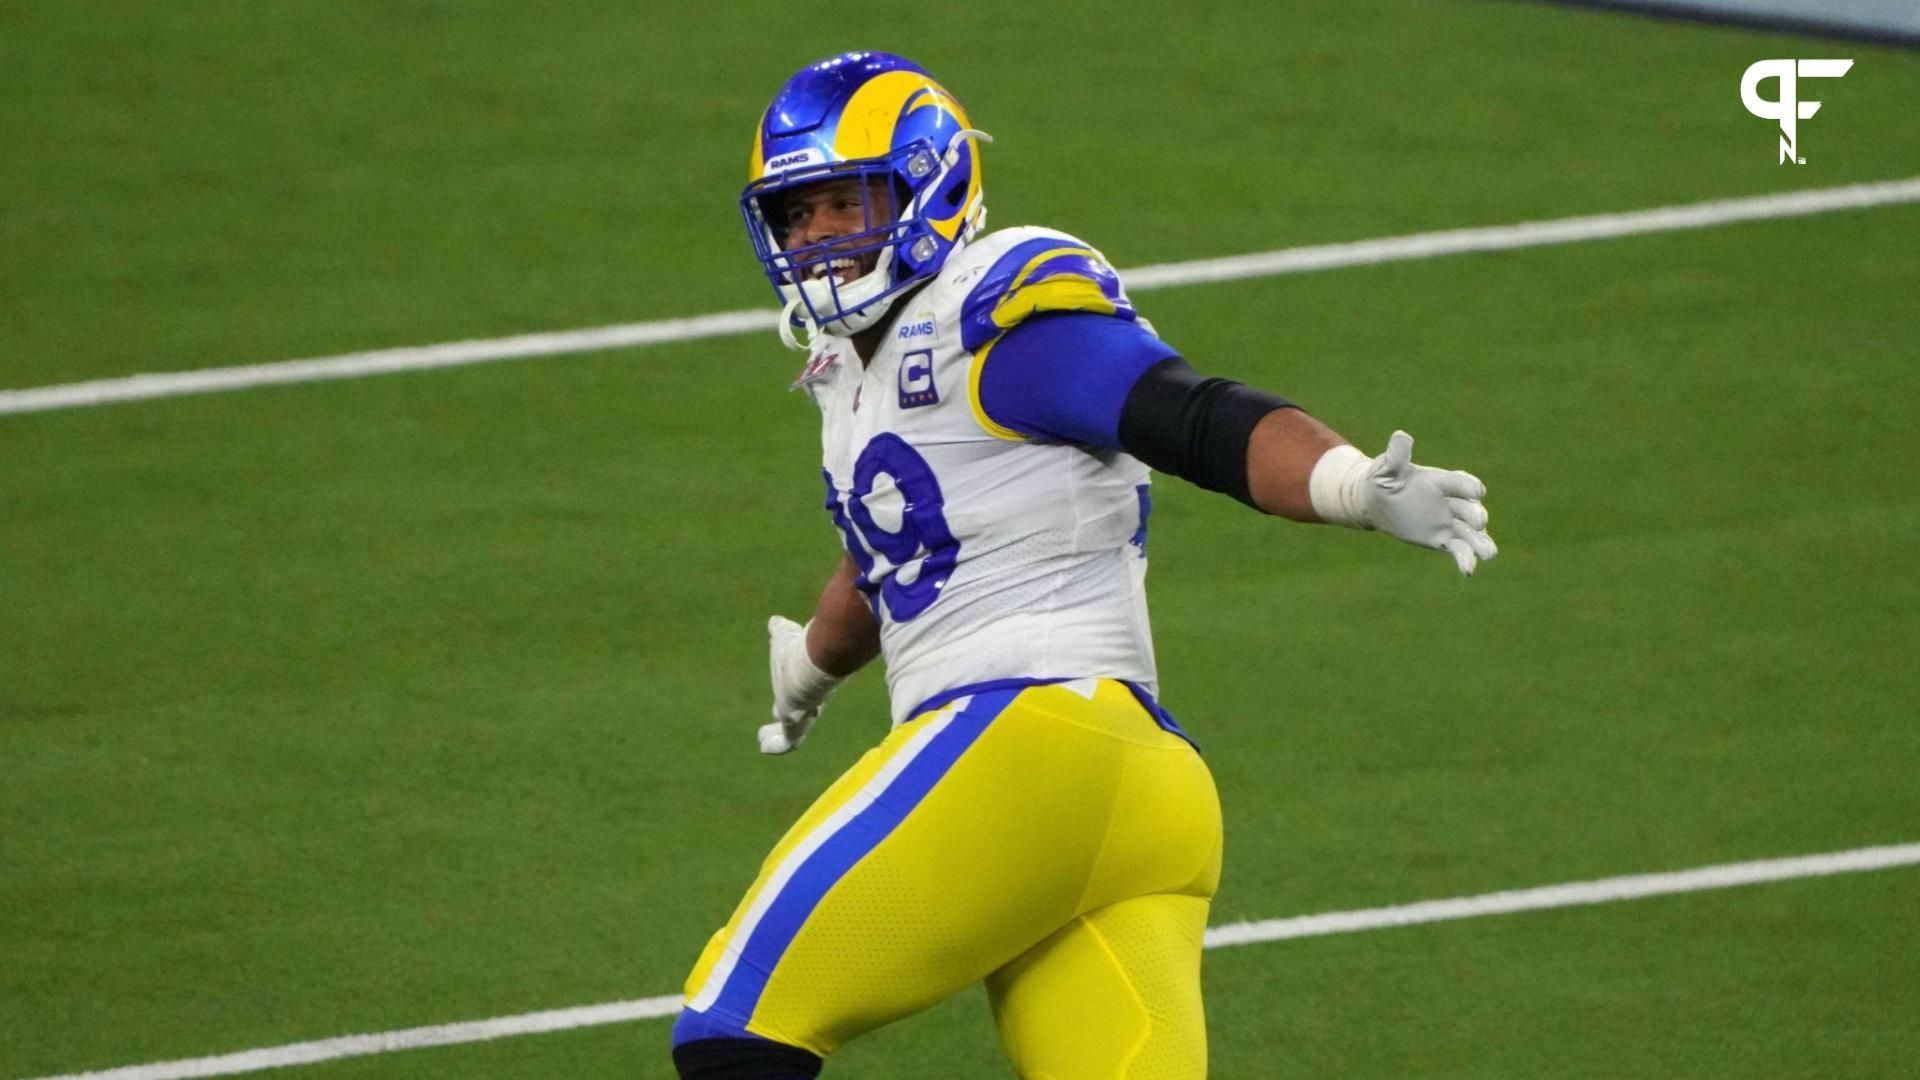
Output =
[{"x1": 678, "y1": 686, "x2": 1021, "y2": 1039}]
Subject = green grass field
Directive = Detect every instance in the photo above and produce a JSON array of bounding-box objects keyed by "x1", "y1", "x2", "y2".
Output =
[{"x1": 4, "y1": 2, "x2": 1918, "y2": 1077}]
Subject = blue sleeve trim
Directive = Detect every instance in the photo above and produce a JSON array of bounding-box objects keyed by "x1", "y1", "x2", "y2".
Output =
[{"x1": 975, "y1": 311, "x2": 1179, "y2": 450}]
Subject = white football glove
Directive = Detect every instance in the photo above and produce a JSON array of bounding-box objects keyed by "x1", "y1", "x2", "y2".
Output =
[
  {"x1": 758, "y1": 615, "x2": 844, "y2": 755},
  {"x1": 1309, "y1": 431, "x2": 1498, "y2": 576}
]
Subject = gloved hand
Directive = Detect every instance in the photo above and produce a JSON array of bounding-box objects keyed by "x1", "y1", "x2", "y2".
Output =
[
  {"x1": 758, "y1": 615, "x2": 844, "y2": 754},
  {"x1": 1309, "y1": 431, "x2": 1498, "y2": 576}
]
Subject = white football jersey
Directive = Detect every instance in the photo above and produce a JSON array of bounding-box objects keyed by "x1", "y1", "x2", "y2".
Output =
[{"x1": 797, "y1": 227, "x2": 1159, "y2": 725}]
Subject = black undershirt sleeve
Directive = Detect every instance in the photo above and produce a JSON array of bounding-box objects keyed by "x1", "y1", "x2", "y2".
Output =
[{"x1": 1116, "y1": 357, "x2": 1297, "y2": 508}]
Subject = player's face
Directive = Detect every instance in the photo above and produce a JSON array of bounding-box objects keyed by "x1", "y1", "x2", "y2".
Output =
[{"x1": 778, "y1": 176, "x2": 895, "y2": 285}]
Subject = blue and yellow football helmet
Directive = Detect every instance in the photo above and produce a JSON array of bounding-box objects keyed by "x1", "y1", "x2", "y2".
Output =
[{"x1": 742, "y1": 52, "x2": 988, "y2": 347}]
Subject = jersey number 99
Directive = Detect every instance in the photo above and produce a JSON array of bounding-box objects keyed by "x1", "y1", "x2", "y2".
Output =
[{"x1": 824, "y1": 434, "x2": 960, "y2": 622}]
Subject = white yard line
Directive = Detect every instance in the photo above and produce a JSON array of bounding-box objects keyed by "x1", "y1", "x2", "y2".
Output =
[
  {"x1": 29, "y1": 841, "x2": 1920, "y2": 1080},
  {"x1": 1201, "y1": 841, "x2": 1920, "y2": 947},
  {"x1": 4, "y1": 176, "x2": 1918, "y2": 417},
  {"x1": 24, "y1": 998, "x2": 688, "y2": 1080}
]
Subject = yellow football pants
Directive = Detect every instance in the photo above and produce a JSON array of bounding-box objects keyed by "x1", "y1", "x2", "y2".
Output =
[{"x1": 675, "y1": 678, "x2": 1223, "y2": 1078}]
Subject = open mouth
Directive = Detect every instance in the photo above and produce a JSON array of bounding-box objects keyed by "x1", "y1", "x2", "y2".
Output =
[
  {"x1": 809, "y1": 258, "x2": 856, "y2": 283},
  {"x1": 807, "y1": 256, "x2": 864, "y2": 285}
]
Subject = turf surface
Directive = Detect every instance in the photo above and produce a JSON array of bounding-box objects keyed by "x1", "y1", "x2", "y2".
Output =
[{"x1": 3, "y1": 2, "x2": 1917, "y2": 1077}]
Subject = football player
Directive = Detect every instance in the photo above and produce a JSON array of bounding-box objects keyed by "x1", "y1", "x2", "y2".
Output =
[{"x1": 671, "y1": 51, "x2": 1496, "y2": 1080}]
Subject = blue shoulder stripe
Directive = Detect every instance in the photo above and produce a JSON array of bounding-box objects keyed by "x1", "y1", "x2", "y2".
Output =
[{"x1": 959, "y1": 237, "x2": 1136, "y2": 353}]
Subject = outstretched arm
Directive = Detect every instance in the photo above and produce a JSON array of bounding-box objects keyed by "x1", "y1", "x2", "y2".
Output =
[
  {"x1": 974, "y1": 312, "x2": 1497, "y2": 575},
  {"x1": 1242, "y1": 406, "x2": 1348, "y2": 521},
  {"x1": 1240, "y1": 406, "x2": 1498, "y2": 576}
]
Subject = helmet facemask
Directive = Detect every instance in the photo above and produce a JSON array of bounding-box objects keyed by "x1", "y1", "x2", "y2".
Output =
[{"x1": 742, "y1": 131, "x2": 989, "y2": 349}]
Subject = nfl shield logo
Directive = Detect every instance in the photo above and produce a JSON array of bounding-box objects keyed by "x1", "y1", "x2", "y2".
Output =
[{"x1": 791, "y1": 351, "x2": 840, "y2": 389}]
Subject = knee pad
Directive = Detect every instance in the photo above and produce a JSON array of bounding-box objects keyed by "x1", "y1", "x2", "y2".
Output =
[{"x1": 672, "y1": 1036, "x2": 823, "y2": 1080}]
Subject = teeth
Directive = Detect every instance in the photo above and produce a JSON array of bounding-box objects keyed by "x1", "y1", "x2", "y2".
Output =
[{"x1": 809, "y1": 258, "x2": 859, "y2": 281}]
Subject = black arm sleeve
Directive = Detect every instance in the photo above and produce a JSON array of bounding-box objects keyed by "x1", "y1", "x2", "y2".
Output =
[{"x1": 1116, "y1": 357, "x2": 1297, "y2": 508}]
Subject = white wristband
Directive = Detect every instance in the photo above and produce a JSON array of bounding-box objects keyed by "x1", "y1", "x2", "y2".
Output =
[
  {"x1": 786, "y1": 621, "x2": 844, "y2": 705},
  {"x1": 1308, "y1": 444, "x2": 1374, "y2": 529}
]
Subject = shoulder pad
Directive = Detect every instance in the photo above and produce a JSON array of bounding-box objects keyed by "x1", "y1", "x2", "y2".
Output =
[{"x1": 948, "y1": 228, "x2": 1139, "y2": 353}]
